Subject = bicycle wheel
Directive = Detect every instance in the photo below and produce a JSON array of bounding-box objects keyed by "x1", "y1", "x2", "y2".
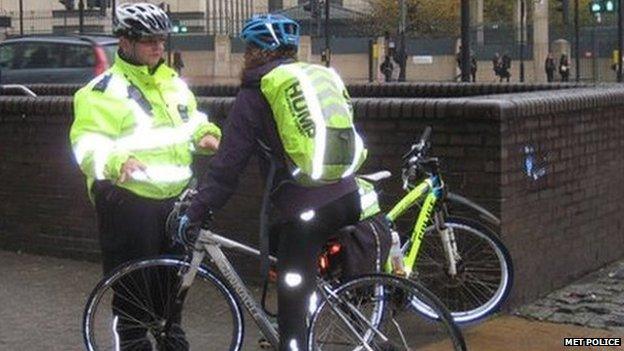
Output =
[
  {"x1": 308, "y1": 274, "x2": 466, "y2": 351},
  {"x1": 407, "y1": 216, "x2": 513, "y2": 324},
  {"x1": 83, "y1": 257, "x2": 244, "y2": 351}
]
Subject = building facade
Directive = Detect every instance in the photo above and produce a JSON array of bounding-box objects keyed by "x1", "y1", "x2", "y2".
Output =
[{"x1": 0, "y1": 0, "x2": 370, "y2": 36}]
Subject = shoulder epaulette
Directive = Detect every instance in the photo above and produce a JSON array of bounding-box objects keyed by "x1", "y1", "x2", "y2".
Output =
[{"x1": 92, "y1": 74, "x2": 112, "y2": 92}]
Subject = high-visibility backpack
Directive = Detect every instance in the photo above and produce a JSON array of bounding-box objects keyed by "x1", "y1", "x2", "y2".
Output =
[{"x1": 260, "y1": 62, "x2": 367, "y2": 186}]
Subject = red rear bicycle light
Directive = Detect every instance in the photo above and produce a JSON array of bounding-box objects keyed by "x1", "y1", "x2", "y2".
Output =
[
  {"x1": 319, "y1": 255, "x2": 328, "y2": 270},
  {"x1": 329, "y1": 243, "x2": 341, "y2": 255},
  {"x1": 93, "y1": 45, "x2": 108, "y2": 75}
]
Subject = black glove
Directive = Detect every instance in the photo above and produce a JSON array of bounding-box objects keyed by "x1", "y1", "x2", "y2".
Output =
[{"x1": 176, "y1": 212, "x2": 213, "y2": 247}]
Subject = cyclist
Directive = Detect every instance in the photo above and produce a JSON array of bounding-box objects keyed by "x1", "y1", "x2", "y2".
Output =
[
  {"x1": 70, "y1": 3, "x2": 220, "y2": 349},
  {"x1": 181, "y1": 14, "x2": 365, "y2": 351}
]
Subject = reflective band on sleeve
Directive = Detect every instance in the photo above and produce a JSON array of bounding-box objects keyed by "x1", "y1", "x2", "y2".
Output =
[
  {"x1": 72, "y1": 133, "x2": 114, "y2": 165},
  {"x1": 283, "y1": 64, "x2": 327, "y2": 180},
  {"x1": 189, "y1": 110, "x2": 209, "y2": 123},
  {"x1": 130, "y1": 165, "x2": 192, "y2": 183},
  {"x1": 93, "y1": 142, "x2": 114, "y2": 180},
  {"x1": 73, "y1": 133, "x2": 115, "y2": 180}
]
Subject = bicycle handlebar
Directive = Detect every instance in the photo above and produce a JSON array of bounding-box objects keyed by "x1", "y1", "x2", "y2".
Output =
[
  {"x1": 402, "y1": 126, "x2": 432, "y2": 162},
  {"x1": 400, "y1": 127, "x2": 437, "y2": 189},
  {"x1": 419, "y1": 126, "x2": 432, "y2": 147}
]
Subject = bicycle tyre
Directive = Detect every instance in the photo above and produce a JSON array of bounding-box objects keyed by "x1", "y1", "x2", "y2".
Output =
[
  {"x1": 406, "y1": 216, "x2": 513, "y2": 324},
  {"x1": 308, "y1": 274, "x2": 466, "y2": 351},
  {"x1": 83, "y1": 257, "x2": 244, "y2": 351}
]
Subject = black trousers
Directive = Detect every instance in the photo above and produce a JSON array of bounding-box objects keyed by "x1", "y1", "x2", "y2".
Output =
[
  {"x1": 94, "y1": 183, "x2": 186, "y2": 351},
  {"x1": 275, "y1": 191, "x2": 360, "y2": 351}
]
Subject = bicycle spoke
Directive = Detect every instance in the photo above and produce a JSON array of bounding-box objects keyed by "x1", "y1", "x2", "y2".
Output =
[
  {"x1": 112, "y1": 281, "x2": 162, "y2": 323},
  {"x1": 310, "y1": 275, "x2": 465, "y2": 350},
  {"x1": 84, "y1": 259, "x2": 243, "y2": 351},
  {"x1": 406, "y1": 220, "x2": 512, "y2": 323}
]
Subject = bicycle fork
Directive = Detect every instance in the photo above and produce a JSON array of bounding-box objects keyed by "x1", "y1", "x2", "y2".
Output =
[
  {"x1": 162, "y1": 241, "x2": 206, "y2": 338},
  {"x1": 434, "y1": 211, "x2": 461, "y2": 276}
]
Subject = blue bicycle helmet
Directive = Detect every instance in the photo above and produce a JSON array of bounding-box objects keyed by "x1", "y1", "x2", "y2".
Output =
[{"x1": 241, "y1": 14, "x2": 300, "y2": 51}]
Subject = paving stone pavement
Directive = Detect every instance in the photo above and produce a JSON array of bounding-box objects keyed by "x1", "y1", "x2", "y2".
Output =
[
  {"x1": 1, "y1": 248, "x2": 624, "y2": 351},
  {"x1": 0, "y1": 249, "x2": 265, "y2": 351},
  {"x1": 516, "y1": 258, "x2": 624, "y2": 334}
]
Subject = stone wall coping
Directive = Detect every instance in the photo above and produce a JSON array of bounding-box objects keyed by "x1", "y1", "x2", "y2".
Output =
[{"x1": 3, "y1": 85, "x2": 624, "y2": 123}]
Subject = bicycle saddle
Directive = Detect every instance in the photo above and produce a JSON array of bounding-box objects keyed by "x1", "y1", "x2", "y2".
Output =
[{"x1": 358, "y1": 170, "x2": 392, "y2": 183}]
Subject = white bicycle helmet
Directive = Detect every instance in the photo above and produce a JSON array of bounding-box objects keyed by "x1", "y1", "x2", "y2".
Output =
[{"x1": 113, "y1": 2, "x2": 172, "y2": 38}]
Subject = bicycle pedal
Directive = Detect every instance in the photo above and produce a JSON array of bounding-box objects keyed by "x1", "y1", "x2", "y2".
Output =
[{"x1": 258, "y1": 337, "x2": 272, "y2": 349}]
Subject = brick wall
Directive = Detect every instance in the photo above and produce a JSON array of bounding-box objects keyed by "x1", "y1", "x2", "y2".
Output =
[
  {"x1": 1, "y1": 85, "x2": 624, "y2": 307},
  {"x1": 0, "y1": 97, "x2": 99, "y2": 260},
  {"x1": 495, "y1": 87, "x2": 624, "y2": 305}
]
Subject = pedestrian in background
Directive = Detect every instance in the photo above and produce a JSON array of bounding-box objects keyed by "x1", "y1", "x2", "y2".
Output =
[
  {"x1": 559, "y1": 53, "x2": 570, "y2": 82},
  {"x1": 380, "y1": 55, "x2": 394, "y2": 82},
  {"x1": 545, "y1": 53, "x2": 556, "y2": 82},
  {"x1": 492, "y1": 52, "x2": 501, "y2": 81},
  {"x1": 455, "y1": 48, "x2": 477, "y2": 82},
  {"x1": 470, "y1": 53, "x2": 477, "y2": 82},
  {"x1": 173, "y1": 50, "x2": 185, "y2": 75},
  {"x1": 499, "y1": 53, "x2": 512, "y2": 82}
]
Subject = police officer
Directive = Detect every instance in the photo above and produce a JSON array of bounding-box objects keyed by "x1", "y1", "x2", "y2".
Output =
[
  {"x1": 70, "y1": 3, "x2": 220, "y2": 349},
  {"x1": 180, "y1": 14, "x2": 363, "y2": 351}
]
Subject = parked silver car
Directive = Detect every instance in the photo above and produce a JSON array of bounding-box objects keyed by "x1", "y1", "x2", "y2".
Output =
[{"x1": 0, "y1": 34, "x2": 118, "y2": 84}]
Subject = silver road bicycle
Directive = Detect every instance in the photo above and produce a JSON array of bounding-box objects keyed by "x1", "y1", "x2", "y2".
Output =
[{"x1": 82, "y1": 189, "x2": 466, "y2": 351}]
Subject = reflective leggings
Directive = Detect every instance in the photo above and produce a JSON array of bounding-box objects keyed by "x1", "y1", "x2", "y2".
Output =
[{"x1": 276, "y1": 191, "x2": 360, "y2": 351}]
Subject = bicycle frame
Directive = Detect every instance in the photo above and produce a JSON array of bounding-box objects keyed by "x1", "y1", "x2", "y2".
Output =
[
  {"x1": 182, "y1": 228, "x2": 281, "y2": 347},
  {"x1": 178, "y1": 228, "x2": 391, "y2": 350},
  {"x1": 384, "y1": 176, "x2": 447, "y2": 277}
]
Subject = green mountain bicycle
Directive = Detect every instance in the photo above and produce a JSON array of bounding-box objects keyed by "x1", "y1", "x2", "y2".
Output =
[{"x1": 366, "y1": 127, "x2": 513, "y2": 325}]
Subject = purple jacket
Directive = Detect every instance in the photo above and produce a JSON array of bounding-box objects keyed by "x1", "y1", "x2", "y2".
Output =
[{"x1": 186, "y1": 59, "x2": 357, "y2": 222}]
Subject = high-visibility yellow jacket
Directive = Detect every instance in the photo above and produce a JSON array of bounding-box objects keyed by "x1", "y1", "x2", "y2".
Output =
[{"x1": 70, "y1": 54, "x2": 220, "y2": 200}]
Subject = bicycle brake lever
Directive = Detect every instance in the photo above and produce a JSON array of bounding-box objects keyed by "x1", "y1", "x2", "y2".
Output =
[{"x1": 401, "y1": 141, "x2": 423, "y2": 161}]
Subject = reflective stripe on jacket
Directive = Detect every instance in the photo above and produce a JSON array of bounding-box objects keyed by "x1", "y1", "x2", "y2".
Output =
[{"x1": 70, "y1": 53, "x2": 221, "y2": 200}]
